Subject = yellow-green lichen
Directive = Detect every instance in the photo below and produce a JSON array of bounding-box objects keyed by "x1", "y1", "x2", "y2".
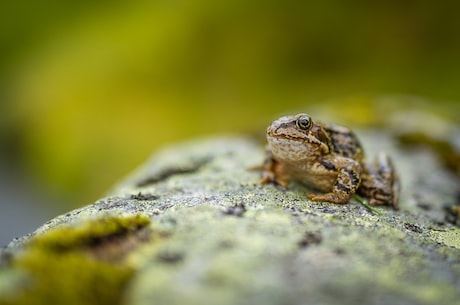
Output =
[
  {"x1": 431, "y1": 228, "x2": 460, "y2": 249},
  {"x1": 0, "y1": 214, "x2": 151, "y2": 305},
  {"x1": 29, "y1": 214, "x2": 151, "y2": 252},
  {"x1": 1, "y1": 251, "x2": 133, "y2": 305}
]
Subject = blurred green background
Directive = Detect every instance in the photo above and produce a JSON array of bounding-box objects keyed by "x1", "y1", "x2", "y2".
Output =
[{"x1": 1, "y1": 0, "x2": 459, "y2": 245}]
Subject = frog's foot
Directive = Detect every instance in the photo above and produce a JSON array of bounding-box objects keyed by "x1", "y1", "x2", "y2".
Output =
[
  {"x1": 359, "y1": 152, "x2": 400, "y2": 210},
  {"x1": 260, "y1": 155, "x2": 290, "y2": 188},
  {"x1": 308, "y1": 160, "x2": 361, "y2": 204},
  {"x1": 308, "y1": 193, "x2": 350, "y2": 204}
]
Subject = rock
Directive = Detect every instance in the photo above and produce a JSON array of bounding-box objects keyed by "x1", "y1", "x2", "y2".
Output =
[{"x1": 1, "y1": 134, "x2": 459, "y2": 305}]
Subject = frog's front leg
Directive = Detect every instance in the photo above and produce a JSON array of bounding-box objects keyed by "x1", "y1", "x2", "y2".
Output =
[
  {"x1": 260, "y1": 148, "x2": 290, "y2": 188},
  {"x1": 308, "y1": 158, "x2": 361, "y2": 204},
  {"x1": 359, "y1": 152, "x2": 400, "y2": 209}
]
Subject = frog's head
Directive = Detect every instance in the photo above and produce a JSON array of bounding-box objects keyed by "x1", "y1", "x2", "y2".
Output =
[{"x1": 266, "y1": 113, "x2": 330, "y2": 160}]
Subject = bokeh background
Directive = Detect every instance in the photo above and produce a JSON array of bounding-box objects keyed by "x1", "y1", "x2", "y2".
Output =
[{"x1": 1, "y1": 1, "x2": 460, "y2": 246}]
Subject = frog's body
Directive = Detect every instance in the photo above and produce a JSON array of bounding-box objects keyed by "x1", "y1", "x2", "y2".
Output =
[{"x1": 261, "y1": 114, "x2": 399, "y2": 209}]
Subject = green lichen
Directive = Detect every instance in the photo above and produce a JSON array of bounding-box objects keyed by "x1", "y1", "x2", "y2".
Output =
[
  {"x1": 29, "y1": 214, "x2": 151, "y2": 252},
  {"x1": 1, "y1": 251, "x2": 133, "y2": 305},
  {"x1": 431, "y1": 227, "x2": 460, "y2": 249},
  {"x1": 0, "y1": 214, "x2": 151, "y2": 305}
]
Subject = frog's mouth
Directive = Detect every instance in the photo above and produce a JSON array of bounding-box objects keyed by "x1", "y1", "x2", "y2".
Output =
[{"x1": 267, "y1": 122, "x2": 322, "y2": 145}]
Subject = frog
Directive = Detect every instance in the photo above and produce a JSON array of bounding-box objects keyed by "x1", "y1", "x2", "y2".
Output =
[{"x1": 261, "y1": 113, "x2": 399, "y2": 209}]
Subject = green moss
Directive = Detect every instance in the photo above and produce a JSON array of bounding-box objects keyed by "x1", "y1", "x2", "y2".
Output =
[
  {"x1": 0, "y1": 214, "x2": 151, "y2": 305},
  {"x1": 29, "y1": 214, "x2": 151, "y2": 252},
  {"x1": 1, "y1": 251, "x2": 133, "y2": 305}
]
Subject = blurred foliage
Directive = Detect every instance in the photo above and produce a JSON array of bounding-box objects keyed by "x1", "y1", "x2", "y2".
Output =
[{"x1": 1, "y1": 0, "x2": 460, "y2": 208}]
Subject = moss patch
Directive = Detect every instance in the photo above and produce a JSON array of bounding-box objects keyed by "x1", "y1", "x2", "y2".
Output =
[
  {"x1": 29, "y1": 214, "x2": 151, "y2": 252},
  {"x1": 1, "y1": 251, "x2": 133, "y2": 305},
  {"x1": 0, "y1": 214, "x2": 151, "y2": 305}
]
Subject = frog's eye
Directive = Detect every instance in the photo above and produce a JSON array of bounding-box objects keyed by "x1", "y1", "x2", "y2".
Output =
[{"x1": 296, "y1": 116, "x2": 312, "y2": 130}]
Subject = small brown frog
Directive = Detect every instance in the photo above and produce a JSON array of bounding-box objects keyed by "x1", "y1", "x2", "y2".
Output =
[{"x1": 261, "y1": 113, "x2": 399, "y2": 209}]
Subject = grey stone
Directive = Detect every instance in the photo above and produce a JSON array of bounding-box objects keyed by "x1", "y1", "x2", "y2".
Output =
[{"x1": 2, "y1": 134, "x2": 460, "y2": 305}]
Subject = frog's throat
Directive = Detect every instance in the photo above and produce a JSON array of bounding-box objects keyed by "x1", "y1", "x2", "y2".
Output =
[{"x1": 268, "y1": 132, "x2": 324, "y2": 146}]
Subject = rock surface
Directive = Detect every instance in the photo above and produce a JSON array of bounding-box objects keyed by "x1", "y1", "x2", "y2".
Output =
[{"x1": 1, "y1": 134, "x2": 459, "y2": 305}]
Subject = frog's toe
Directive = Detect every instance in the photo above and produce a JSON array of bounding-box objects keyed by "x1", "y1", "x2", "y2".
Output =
[
  {"x1": 275, "y1": 178, "x2": 289, "y2": 188},
  {"x1": 367, "y1": 187, "x2": 399, "y2": 210},
  {"x1": 308, "y1": 193, "x2": 349, "y2": 204},
  {"x1": 260, "y1": 171, "x2": 289, "y2": 188},
  {"x1": 260, "y1": 171, "x2": 275, "y2": 185}
]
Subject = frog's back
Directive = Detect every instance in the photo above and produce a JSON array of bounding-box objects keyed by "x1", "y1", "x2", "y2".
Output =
[{"x1": 324, "y1": 124, "x2": 364, "y2": 161}]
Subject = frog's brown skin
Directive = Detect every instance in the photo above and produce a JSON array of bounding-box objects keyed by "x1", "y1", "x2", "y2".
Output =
[{"x1": 261, "y1": 113, "x2": 399, "y2": 209}]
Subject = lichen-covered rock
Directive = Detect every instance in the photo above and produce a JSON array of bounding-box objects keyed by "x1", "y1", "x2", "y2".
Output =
[{"x1": 1, "y1": 134, "x2": 459, "y2": 305}]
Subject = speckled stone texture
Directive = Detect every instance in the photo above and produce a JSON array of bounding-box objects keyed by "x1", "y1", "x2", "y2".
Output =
[{"x1": 2, "y1": 134, "x2": 460, "y2": 305}]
